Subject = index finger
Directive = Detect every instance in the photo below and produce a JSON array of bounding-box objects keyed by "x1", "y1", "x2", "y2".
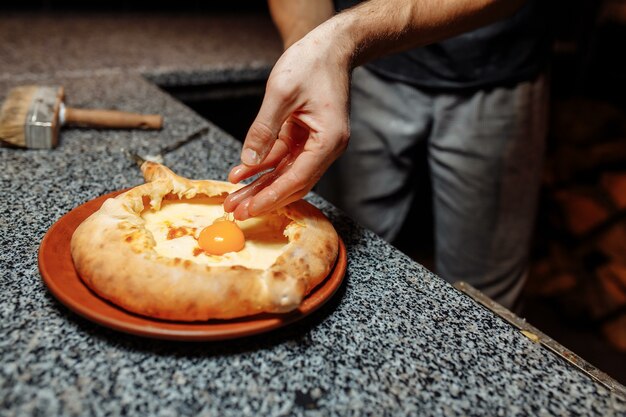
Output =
[
  {"x1": 239, "y1": 82, "x2": 294, "y2": 166},
  {"x1": 247, "y1": 149, "x2": 328, "y2": 217}
]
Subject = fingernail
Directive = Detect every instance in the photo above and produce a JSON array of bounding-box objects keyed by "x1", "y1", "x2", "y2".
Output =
[
  {"x1": 232, "y1": 166, "x2": 244, "y2": 177},
  {"x1": 223, "y1": 196, "x2": 234, "y2": 212},
  {"x1": 267, "y1": 189, "x2": 279, "y2": 203},
  {"x1": 235, "y1": 199, "x2": 251, "y2": 220},
  {"x1": 241, "y1": 148, "x2": 260, "y2": 165},
  {"x1": 229, "y1": 166, "x2": 244, "y2": 182}
]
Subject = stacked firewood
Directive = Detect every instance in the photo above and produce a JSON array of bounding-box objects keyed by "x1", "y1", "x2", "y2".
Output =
[{"x1": 526, "y1": 98, "x2": 626, "y2": 352}]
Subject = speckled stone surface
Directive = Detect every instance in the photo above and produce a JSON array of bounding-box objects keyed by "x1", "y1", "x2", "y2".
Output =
[
  {"x1": 0, "y1": 72, "x2": 220, "y2": 157},
  {"x1": 1, "y1": 70, "x2": 626, "y2": 416},
  {"x1": 0, "y1": 13, "x2": 281, "y2": 86}
]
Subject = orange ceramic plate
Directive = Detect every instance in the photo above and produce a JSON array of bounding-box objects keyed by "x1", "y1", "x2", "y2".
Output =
[{"x1": 38, "y1": 190, "x2": 347, "y2": 341}]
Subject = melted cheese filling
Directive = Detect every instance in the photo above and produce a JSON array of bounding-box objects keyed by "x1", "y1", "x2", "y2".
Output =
[{"x1": 141, "y1": 197, "x2": 289, "y2": 269}]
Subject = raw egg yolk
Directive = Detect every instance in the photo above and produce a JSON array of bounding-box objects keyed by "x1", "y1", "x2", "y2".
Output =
[{"x1": 198, "y1": 219, "x2": 245, "y2": 255}]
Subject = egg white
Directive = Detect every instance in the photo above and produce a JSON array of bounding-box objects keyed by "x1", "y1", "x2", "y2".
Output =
[{"x1": 141, "y1": 197, "x2": 289, "y2": 270}]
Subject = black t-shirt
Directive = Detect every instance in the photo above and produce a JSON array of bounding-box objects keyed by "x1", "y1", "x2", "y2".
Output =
[{"x1": 336, "y1": 0, "x2": 550, "y2": 90}]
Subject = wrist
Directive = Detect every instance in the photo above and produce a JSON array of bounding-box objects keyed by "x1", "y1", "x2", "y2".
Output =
[
  {"x1": 309, "y1": 14, "x2": 360, "y2": 71},
  {"x1": 312, "y1": 3, "x2": 409, "y2": 70}
]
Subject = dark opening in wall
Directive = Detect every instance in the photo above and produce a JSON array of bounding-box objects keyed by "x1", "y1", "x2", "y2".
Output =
[{"x1": 163, "y1": 82, "x2": 265, "y2": 141}]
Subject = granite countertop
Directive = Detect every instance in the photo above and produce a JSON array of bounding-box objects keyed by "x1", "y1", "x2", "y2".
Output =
[
  {"x1": 1, "y1": 13, "x2": 626, "y2": 417},
  {"x1": 0, "y1": 12, "x2": 282, "y2": 87}
]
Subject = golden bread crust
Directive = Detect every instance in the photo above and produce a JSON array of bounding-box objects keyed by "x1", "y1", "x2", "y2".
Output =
[{"x1": 70, "y1": 162, "x2": 338, "y2": 321}]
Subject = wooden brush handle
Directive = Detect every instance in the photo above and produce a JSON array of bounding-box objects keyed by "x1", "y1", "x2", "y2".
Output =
[{"x1": 64, "y1": 107, "x2": 163, "y2": 130}]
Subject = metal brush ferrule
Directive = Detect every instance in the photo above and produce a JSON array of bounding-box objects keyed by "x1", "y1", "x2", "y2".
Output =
[{"x1": 24, "y1": 86, "x2": 62, "y2": 149}]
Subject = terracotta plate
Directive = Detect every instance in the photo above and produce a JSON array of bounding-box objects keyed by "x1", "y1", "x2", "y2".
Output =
[{"x1": 38, "y1": 190, "x2": 347, "y2": 341}]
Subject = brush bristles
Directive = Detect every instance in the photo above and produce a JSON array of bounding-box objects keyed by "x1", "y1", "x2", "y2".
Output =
[{"x1": 0, "y1": 85, "x2": 39, "y2": 147}]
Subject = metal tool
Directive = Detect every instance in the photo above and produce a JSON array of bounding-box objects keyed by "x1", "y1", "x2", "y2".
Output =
[{"x1": 0, "y1": 85, "x2": 163, "y2": 149}]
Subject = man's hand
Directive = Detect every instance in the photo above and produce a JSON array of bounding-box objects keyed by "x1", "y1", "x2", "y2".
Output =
[
  {"x1": 224, "y1": 26, "x2": 351, "y2": 220},
  {"x1": 224, "y1": 0, "x2": 527, "y2": 220}
]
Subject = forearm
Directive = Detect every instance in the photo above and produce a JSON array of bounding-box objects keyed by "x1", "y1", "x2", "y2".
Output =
[
  {"x1": 301, "y1": 0, "x2": 527, "y2": 68},
  {"x1": 268, "y1": 0, "x2": 334, "y2": 49},
  {"x1": 226, "y1": 0, "x2": 529, "y2": 219}
]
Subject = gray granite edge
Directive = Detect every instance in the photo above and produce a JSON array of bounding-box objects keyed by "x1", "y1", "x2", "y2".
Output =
[{"x1": 0, "y1": 61, "x2": 274, "y2": 88}]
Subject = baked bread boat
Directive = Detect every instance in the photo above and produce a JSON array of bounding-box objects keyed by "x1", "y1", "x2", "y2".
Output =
[{"x1": 70, "y1": 162, "x2": 339, "y2": 321}]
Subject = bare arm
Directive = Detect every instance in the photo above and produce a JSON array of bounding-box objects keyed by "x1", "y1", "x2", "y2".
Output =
[
  {"x1": 336, "y1": 0, "x2": 525, "y2": 66},
  {"x1": 224, "y1": 0, "x2": 527, "y2": 220},
  {"x1": 268, "y1": 0, "x2": 334, "y2": 48}
]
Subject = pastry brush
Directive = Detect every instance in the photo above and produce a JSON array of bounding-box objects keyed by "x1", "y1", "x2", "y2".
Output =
[{"x1": 0, "y1": 85, "x2": 163, "y2": 149}]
